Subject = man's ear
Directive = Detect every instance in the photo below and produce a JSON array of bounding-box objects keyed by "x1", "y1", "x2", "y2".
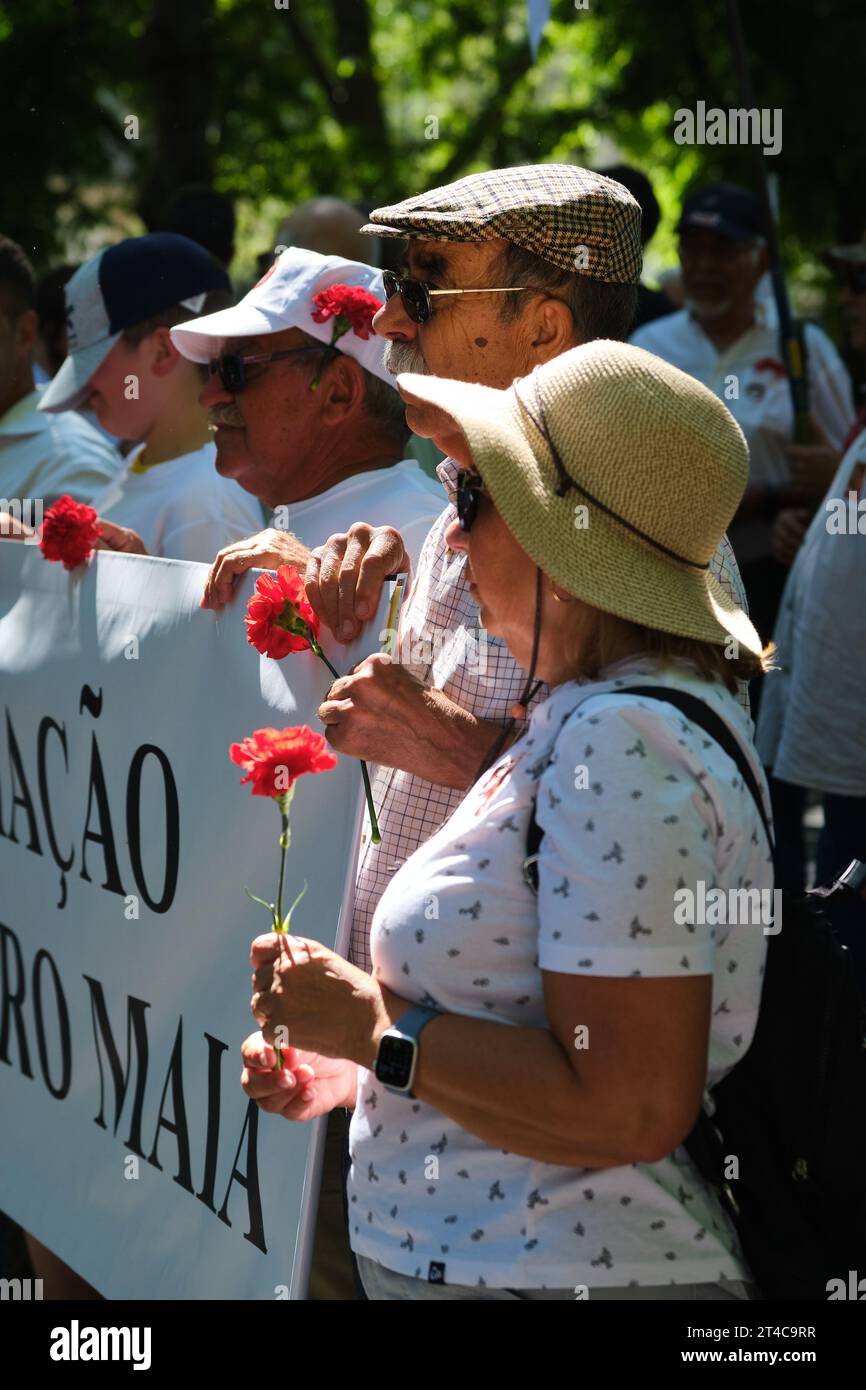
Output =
[
  {"x1": 147, "y1": 325, "x2": 184, "y2": 378},
  {"x1": 317, "y1": 353, "x2": 366, "y2": 421},
  {"x1": 529, "y1": 294, "x2": 576, "y2": 363}
]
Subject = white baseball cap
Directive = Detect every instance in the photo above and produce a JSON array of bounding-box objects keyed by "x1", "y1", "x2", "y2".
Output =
[{"x1": 170, "y1": 246, "x2": 391, "y2": 385}]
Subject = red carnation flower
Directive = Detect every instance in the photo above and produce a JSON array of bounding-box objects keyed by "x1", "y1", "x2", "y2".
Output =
[
  {"x1": 39, "y1": 495, "x2": 102, "y2": 570},
  {"x1": 311, "y1": 283, "x2": 383, "y2": 342},
  {"x1": 229, "y1": 725, "x2": 337, "y2": 799},
  {"x1": 244, "y1": 565, "x2": 320, "y2": 659}
]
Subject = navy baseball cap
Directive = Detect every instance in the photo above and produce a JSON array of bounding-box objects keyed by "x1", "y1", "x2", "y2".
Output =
[
  {"x1": 676, "y1": 184, "x2": 765, "y2": 243},
  {"x1": 39, "y1": 233, "x2": 231, "y2": 412}
]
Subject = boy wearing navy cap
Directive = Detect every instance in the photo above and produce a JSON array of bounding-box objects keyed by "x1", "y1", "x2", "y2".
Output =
[{"x1": 39, "y1": 233, "x2": 262, "y2": 561}]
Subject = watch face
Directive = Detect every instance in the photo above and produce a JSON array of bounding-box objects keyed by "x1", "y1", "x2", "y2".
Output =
[{"x1": 375, "y1": 1034, "x2": 414, "y2": 1089}]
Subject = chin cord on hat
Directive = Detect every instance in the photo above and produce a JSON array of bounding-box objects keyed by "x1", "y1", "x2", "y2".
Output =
[{"x1": 473, "y1": 566, "x2": 544, "y2": 783}]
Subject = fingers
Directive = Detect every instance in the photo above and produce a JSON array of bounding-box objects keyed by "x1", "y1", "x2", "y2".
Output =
[
  {"x1": 94, "y1": 519, "x2": 147, "y2": 554},
  {"x1": 317, "y1": 695, "x2": 353, "y2": 729},
  {"x1": 304, "y1": 524, "x2": 408, "y2": 641},
  {"x1": 241, "y1": 1032, "x2": 286, "y2": 1070},
  {"x1": 203, "y1": 544, "x2": 257, "y2": 610},
  {"x1": 241, "y1": 1064, "x2": 315, "y2": 1113},
  {"x1": 203, "y1": 530, "x2": 280, "y2": 609},
  {"x1": 202, "y1": 531, "x2": 307, "y2": 610},
  {"x1": 252, "y1": 961, "x2": 274, "y2": 995},
  {"x1": 0, "y1": 514, "x2": 34, "y2": 541},
  {"x1": 354, "y1": 527, "x2": 406, "y2": 627},
  {"x1": 338, "y1": 529, "x2": 371, "y2": 639},
  {"x1": 250, "y1": 932, "x2": 289, "y2": 966},
  {"x1": 312, "y1": 533, "x2": 348, "y2": 636}
]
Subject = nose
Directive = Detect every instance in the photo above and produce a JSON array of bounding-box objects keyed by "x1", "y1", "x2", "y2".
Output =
[
  {"x1": 373, "y1": 293, "x2": 418, "y2": 342},
  {"x1": 443, "y1": 513, "x2": 469, "y2": 554},
  {"x1": 199, "y1": 370, "x2": 234, "y2": 409}
]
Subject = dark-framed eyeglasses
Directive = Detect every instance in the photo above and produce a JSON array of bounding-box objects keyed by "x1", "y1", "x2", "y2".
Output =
[
  {"x1": 456, "y1": 469, "x2": 488, "y2": 532},
  {"x1": 382, "y1": 269, "x2": 532, "y2": 325},
  {"x1": 207, "y1": 346, "x2": 334, "y2": 393}
]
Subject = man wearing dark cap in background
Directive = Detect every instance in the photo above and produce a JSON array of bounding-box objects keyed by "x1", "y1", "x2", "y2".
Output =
[
  {"x1": 236, "y1": 164, "x2": 750, "y2": 1299},
  {"x1": 158, "y1": 185, "x2": 237, "y2": 274},
  {"x1": 631, "y1": 182, "x2": 854, "y2": 649},
  {"x1": 597, "y1": 164, "x2": 677, "y2": 331}
]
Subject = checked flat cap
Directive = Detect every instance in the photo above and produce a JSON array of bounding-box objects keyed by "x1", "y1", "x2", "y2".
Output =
[{"x1": 362, "y1": 164, "x2": 642, "y2": 284}]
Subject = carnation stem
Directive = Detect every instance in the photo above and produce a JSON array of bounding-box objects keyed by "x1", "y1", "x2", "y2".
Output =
[
  {"x1": 311, "y1": 643, "x2": 340, "y2": 681},
  {"x1": 273, "y1": 800, "x2": 291, "y2": 1072},
  {"x1": 311, "y1": 641, "x2": 381, "y2": 844},
  {"x1": 360, "y1": 761, "x2": 381, "y2": 845}
]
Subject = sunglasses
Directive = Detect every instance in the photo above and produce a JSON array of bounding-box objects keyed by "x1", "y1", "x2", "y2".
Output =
[
  {"x1": 382, "y1": 269, "x2": 532, "y2": 325},
  {"x1": 207, "y1": 345, "x2": 333, "y2": 393},
  {"x1": 456, "y1": 470, "x2": 488, "y2": 532}
]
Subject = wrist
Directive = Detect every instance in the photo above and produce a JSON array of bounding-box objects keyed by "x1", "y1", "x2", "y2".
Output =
[
  {"x1": 419, "y1": 695, "x2": 503, "y2": 790},
  {"x1": 350, "y1": 981, "x2": 413, "y2": 1070}
]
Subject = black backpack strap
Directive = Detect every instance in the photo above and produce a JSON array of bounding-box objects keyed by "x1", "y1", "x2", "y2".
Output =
[
  {"x1": 620, "y1": 686, "x2": 774, "y2": 855},
  {"x1": 523, "y1": 684, "x2": 774, "y2": 893}
]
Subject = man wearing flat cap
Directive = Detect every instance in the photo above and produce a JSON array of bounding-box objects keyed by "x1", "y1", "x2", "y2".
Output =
[
  {"x1": 308, "y1": 165, "x2": 749, "y2": 973},
  {"x1": 236, "y1": 164, "x2": 750, "y2": 1298}
]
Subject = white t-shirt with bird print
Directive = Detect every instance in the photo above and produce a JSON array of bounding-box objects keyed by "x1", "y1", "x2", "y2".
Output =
[{"x1": 347, "y1": 655, "x2": 772, "y2": 1290}]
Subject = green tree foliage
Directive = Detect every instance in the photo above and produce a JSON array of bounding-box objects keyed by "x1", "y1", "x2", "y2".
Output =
[{"x1": 2, "y1": 0, "x2": 862, "y2": 272}]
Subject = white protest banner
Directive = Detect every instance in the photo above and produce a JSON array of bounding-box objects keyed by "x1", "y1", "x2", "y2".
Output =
[{"x1": 0, "y1": 543, "x2": 379, "y2": 1299}]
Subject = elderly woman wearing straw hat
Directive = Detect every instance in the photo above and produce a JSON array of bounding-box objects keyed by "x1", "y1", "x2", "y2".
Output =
[{"x1": 242, "y1": 339, "x2": 772, "y2": 1300}]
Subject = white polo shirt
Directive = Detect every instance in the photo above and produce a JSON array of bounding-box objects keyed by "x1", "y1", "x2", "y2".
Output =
[
  {"x1": 348, "y1": 656, "x2": 772, "y2": 1290},
  {"x1": 631, "y1": 307, "x2": 854, "y2": 563},
  {"x1": 0, "y1": 386, "x2": 119, "y2": 506},
  {"x1": 88, "y1": 440, "x2": 264, "y2": 562},
  {"x1": 756, "y1": 429, "x2": 866, "y2": 795}
]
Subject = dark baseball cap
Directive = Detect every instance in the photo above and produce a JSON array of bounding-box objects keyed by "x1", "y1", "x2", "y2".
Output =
[
  {"x1": 676, "y1": 184, "x2": 765, "y2": 243},
  {"x1": 39, "y1": 233, "x2": 230, "y2": 413}
]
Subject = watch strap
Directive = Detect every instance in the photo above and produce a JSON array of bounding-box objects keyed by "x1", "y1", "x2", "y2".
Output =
[
  {"x1": 395, "y1": 1005, "x2": 440, "y2": 1044},
  {"x1": 377, "y1": 1005, "x2": 440, "y2": 1097}
]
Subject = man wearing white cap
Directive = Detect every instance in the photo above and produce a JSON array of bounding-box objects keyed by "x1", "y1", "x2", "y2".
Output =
[
  {"x1": 170, "y1": 247, "x2": 441, "y2": 606},
  {"x1": 171, "y1": 246, "x2": 441, "y2": 1301}
]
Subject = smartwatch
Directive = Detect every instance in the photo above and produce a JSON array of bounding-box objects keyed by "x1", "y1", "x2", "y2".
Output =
[{"x1": 374, "y1": 1005, "x2": 440, "y2": 1098}]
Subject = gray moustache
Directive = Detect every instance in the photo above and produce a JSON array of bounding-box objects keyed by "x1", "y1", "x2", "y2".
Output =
[
  {"x1": 208, "y1": 410, "x2": 245, "y2": 429},
  {"x1": 383, "y1": 340, "x2": 430, "y2": 377}
]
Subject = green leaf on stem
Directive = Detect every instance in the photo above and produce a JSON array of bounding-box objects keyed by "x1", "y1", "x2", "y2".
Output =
[{"x1": 279, "y1": 880, "x2": 308, "y2": 933}]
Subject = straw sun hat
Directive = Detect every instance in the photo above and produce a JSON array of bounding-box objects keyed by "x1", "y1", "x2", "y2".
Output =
[{"x1": 398, "y1": 339, "x2": 763, "y2": 656}]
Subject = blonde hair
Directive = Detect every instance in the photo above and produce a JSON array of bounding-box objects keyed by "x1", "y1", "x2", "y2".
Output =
[{"x1": 561, "y1": 599, "x2": 773, "y2": 695}]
